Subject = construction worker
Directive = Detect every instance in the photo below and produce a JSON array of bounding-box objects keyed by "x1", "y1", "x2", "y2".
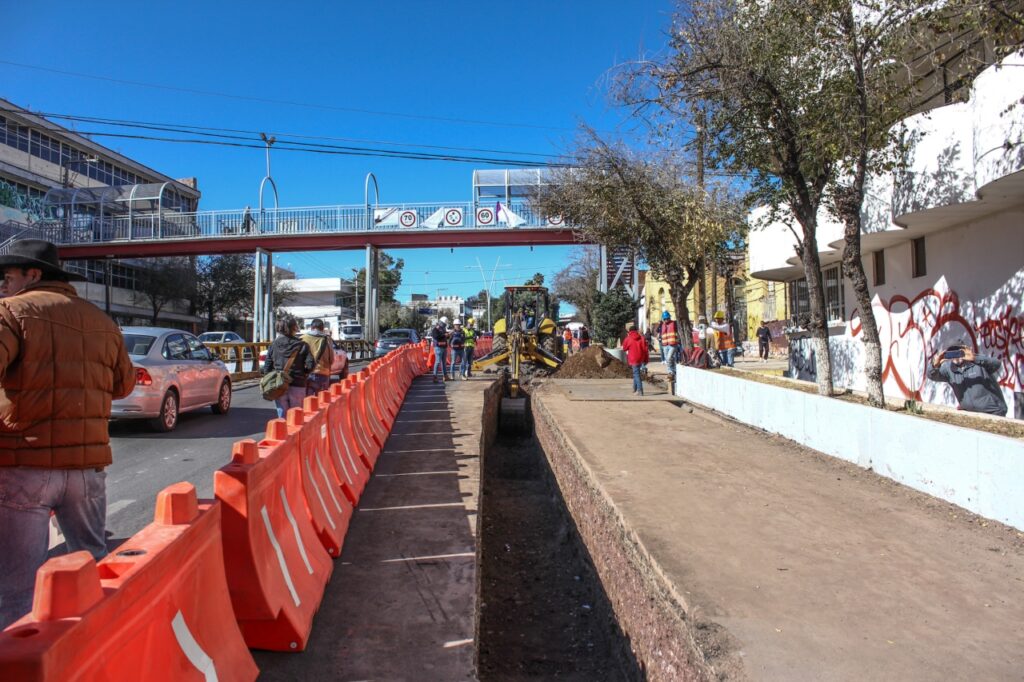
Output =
[
  {"x1": 658, "y1": 311, "x2": 681, "y2": 383},
  {"x1": 449, "y1": 319, "x2": 466, "y2": 380},
  {"x1": 462, "y1": 318, "x2": 477, "y2": 379},
  {"x1": 562, "y1": 326, "x2": 573, "y2": 356},
  {"x1": 579, "y1": 325, "x2": 591, "y2": 351},
  {"x1": 431, "y1": 316, "x2": 450, "y2": 382},
  {"x1": 710, "y1": 311, "x2": 736, "y2": 367}
]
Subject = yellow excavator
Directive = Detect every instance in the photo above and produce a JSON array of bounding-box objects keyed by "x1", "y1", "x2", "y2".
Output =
[{"x1": 472, "y1": 285, "x2": 562, "y2": 430}]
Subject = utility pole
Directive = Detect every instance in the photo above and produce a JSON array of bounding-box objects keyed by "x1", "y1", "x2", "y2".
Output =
[
  {"x1": 696, "y1": 108, "x2": 709, "y2": 322},
  {"x1": 351, "y1": 268, "x2": 360, "y2": 324}
]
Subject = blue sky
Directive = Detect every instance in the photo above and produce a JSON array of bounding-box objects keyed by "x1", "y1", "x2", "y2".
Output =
[{"x1": 4, "y1": 1, "x2": 672, "y2": 304}]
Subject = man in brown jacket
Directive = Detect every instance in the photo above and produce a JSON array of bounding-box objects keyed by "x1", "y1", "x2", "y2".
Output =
[{"x1": 0, "y1": 240, "x2": 134, "y2": 628}]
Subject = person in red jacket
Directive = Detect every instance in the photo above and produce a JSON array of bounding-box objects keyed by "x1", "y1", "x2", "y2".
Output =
[{"x1": 622, "y1": 322, "x2": 649, "y2": 396}]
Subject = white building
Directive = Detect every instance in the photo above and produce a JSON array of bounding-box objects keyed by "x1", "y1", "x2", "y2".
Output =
[
  {"x1": 748, "y1": 51, "x2": 1024, "y2": 419},
  {"x1": 278, "y1": 276, "x2": 357, "y2": 334}
]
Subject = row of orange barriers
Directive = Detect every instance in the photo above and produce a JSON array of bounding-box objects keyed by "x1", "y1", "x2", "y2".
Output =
[{"x1": 0, "y1": 342, "x2": 432, "y2": 681}]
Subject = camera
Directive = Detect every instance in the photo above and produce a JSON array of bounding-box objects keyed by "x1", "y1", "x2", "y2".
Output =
[{"x1": 943, "y1": 348, "x2": 965, "y2": 360}]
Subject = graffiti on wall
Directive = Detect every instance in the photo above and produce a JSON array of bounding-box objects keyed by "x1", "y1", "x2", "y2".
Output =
[{"x1": 850, "y1": 276, "x2": 1023, "y2": 401}]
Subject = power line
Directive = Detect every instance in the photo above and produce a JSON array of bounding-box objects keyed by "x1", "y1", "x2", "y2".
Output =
[{"x1": 0, "y1": 59, "x2": 592, "y2": 133}]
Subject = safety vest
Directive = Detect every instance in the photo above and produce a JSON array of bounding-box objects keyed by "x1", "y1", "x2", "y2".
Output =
[
  {"x1": 660, "y1": 320, "x2": 679, "y2": 346},
  {"x1": 717, "y1": 328, "x2": 736, "y2": 351},
  {"x1": 562, "y1": 329, "x2": 572, "y2": 342},
  {"x1": 463, "y1": 328, "x2": 476, "y2": 347}
]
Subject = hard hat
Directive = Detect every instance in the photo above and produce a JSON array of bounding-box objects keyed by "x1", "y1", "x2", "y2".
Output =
[
  {"x1": 662, "y1": 311, "x2": 671, "y2": 320},
  {"x1": 453, "y1": 319, "x2": 462, "y2": 326},
  {"x1": 713, "y1": 311, "x2": 725, "y2": 320},
  {"x1": 440, "y1": 316, "x2": 448, "y2": 324},
  {"x1": 467, "y1": 317, "x2": 474, "y2": 325}
]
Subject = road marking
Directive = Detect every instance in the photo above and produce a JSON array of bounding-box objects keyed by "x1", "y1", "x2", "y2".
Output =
[
  {"x1": 380, "y1": 552, "x2": 475, "y2": 564},
  {"x1": 374, "y1": 470, "x2": 460, "y2": 478},
  {"x1": 106, "y1": 498, "x2": 135, "y2": 516},
  {"x1": 443, "y1": 638, "x2": 474, "y2": 648},
  {"x1": 172, "y1": 610, "x2": 219, "y2": 682},
  {"x1": 383, "y1": 447, "x2": 457, "y2": 453},
  {"x1": 359, "y1": 502, "x2": 466, "y2": 512}
]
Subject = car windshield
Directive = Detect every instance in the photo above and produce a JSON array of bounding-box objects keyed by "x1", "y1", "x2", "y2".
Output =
[
  {"x1": 199, "y1": 333, "x2": 222, "y2": 342},
  {"x1": 342, "y1": 326, "x2": 362, "y2": 334},
  {"x1": 383, "y1": 331, "x2": 411, "y2": 339},
  {"x1": 123, "y1": 334, "x2": 157, "y2": 356}
]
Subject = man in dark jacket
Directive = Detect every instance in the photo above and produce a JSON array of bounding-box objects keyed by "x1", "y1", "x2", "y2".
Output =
[
  {"x1": 430, "y1": 316, "x2": 450, "y2": 383},
  {"x1": 263, "y1": 316, "x2": 315, "y2": 418},
  {"x1": 928, "y1": 345, "x2": 1008, "y2": 416},
  {"x1": 0, "y1": 239, "x2": 135, "y2": 628}
]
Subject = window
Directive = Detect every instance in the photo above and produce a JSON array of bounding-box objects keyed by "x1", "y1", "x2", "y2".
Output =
[
  {"x1": 788, "y1": 279, "x2": 809, "y2": 325},
  {"x1": 163, "y1": 334, "x2": 189, "y2": 361},
  {"x1": 873, "y1": 250, "x2": 886, "y2": 286},
  {"x1": 823, "y1": 265, "x2": 845, "y2": 323},
  {"x1": 912, "y1": 237, "x2": 927, "y2": 278}
]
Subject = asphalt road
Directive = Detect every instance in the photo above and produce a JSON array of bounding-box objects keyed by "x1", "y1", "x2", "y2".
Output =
[{"x1": 87, "y1": 362, "x2": 369, "y2": 551}]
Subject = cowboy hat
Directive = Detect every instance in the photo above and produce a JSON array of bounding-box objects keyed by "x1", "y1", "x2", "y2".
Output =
[{"x1": 0, "y1": 240, "x2": 85, "y2": 281}]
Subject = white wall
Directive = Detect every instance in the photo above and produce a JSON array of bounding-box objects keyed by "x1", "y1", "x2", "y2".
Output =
[
  {"x1": 834, "y1": 209, "x2": 1024, "y2": 416},
  {"x1": 674, "y1": 367, "x2": 1024, "y2": 531}
]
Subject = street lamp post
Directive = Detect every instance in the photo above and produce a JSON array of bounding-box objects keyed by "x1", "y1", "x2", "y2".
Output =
[
  {"x1": 351, "y1": 268, "x2": 360, "y2": 325},
  {"x1": 468, "y1": 256, "x2": 505, "y2": 332}
]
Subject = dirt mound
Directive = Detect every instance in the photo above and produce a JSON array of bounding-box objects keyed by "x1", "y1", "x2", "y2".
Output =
[{"x1": 557, "y1": 346, "x2": 632, "y2": 379}]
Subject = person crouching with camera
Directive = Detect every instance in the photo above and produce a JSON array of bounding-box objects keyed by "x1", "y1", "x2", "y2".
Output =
[{"x1": 928, "y1": 344, "x2": 1007, "y2": 416}]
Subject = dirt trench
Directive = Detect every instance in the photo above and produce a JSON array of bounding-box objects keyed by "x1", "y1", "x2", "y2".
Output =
[{"x1": 476, "y1": 387, "x2": 640, "y2": 681}]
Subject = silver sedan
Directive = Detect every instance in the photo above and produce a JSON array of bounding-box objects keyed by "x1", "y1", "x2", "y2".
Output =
[{"x1": 112, "y1": 327, "x2": 233, "y2": 432}]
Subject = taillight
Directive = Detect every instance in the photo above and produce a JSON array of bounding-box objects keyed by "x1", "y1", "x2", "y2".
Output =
[{"x1": 135, "y1": 368, "x2": 153, "y2": 386}]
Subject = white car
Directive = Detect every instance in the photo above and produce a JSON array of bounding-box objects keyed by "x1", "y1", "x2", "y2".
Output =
[
  {"x1": 338, "y1": 323, "x2": 363, "y2": 341},
  {"x1": 113, "y1": 327, "x2": 232, "y2": 432},
  {"x1": 198, "y1": 331, "x2": 253, "y2": 361}
]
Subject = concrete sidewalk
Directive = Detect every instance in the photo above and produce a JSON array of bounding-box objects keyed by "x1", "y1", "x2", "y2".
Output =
[
  {"x1": 533, "y1": 378, "x2": 1024, "y2": 681},
  {"x1": 256, "y1": 376, "x2": 489, "y2": 681}
]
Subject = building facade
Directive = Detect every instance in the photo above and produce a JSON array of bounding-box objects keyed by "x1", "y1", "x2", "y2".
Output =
[{"x1": 747, "y1": 51, "x2": 1024, "y2": 418}]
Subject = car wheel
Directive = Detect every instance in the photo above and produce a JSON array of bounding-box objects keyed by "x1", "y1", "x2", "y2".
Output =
[
  {"x1": 150, "y1": 390, "x2": 179, "y2": 432},
  {"x1": 211, "y1": 379, "x2": 231, "y2": 414}
]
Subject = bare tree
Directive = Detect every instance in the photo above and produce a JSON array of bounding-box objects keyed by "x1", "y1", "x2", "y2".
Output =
[
  {"x1": 534, "y1": 133, "x2": 740, "y2": 350},
  {"x1": 552, "y1": 246, "x2": 601, "y2": 326},
  {"x1": 133, "y1": 257, "x2": 195, "y2": 325}
]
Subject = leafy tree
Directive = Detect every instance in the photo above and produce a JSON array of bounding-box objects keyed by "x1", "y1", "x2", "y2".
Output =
[
  {"x1": 552, "y1": 247, "x2": 601, "y2": 327},
  {"x1": 592, "y1": 288, "x2": 637, "y2": 346},
  {"x1": 353, "y1": 252, "x2": 404, "y2": 305},
  {"x1": 133, "y1": 257, "x2": 195, "y2": 325},
  {"x1": 378, "y1": 302, "x2": 428, "y2": 333},
  {"x1": 534, "y1": 132, "x2": 740, "y2": 351}
]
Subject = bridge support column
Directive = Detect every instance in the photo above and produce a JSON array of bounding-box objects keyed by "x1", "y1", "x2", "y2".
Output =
[
  {"x1": 252, "y1": 248, "x2": 275, "y2": 342},
  {"x1": 364, "y1": 244, "x2": 380, "y2": 343},
  {"x1": 598, "y1": 245, "x2": 608, "y2": 294},
  {"x1": 253, "y1": 248, "x2": 264, "y2": 342},
  {"x1": 264, "y1": 250, "x2": 274, "y2": 341}
]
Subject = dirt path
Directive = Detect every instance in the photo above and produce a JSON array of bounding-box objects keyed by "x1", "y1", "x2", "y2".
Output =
[{"x1": 533, "y1": 379, "x2": 1024, "y2": 681}]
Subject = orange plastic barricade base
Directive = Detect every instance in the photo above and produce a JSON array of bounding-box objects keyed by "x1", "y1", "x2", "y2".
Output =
[
  {"x1": 0, "y1": 483, "x2": 257, "y2": 681},
  {"x1": 216, "y1": 433, "x2": 333, "y2": 652},
  {"x1": 319, "y1": 388, "x2": 370, "y2": 505}
]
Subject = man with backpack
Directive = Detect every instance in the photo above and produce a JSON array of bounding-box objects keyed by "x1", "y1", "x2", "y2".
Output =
[
  {"x1": 431, "y1": 316, "x2": 450, "y2": 383},
  {"x1": 449, "y1": 319, "x2": 466, "y2": 381},
  {"x1": 301, "y1": 318, "x2": 335, "y2": 396}
]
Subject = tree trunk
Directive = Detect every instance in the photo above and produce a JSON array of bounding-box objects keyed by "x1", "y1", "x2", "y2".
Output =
[
  {"x1": 841, "y1": 226, "x2": 885, "y2": 406},
  {"x1": 698, "y1": 259, "x2": 708, "y2": 320},
  {"x1": 800, "y1": 230, "x2": 834, "y2": 396},
  {"x1": 667, "y1": 269, "x2": 698, "y2": 352},
  {"x1": 711, "y1": 259, "x2": 718, "y2": 316}
]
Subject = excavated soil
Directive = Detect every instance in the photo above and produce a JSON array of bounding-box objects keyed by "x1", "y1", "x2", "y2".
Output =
[{"x1": 557, "y1": 346, "x2": 633, "y2": 380}]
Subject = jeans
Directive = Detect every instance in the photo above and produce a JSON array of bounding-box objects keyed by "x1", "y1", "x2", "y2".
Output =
[
  {"x1": 659, "y1": 343, "x2": 666, "y2": 363},
  {"x1": 433, "y1": 347, "x2": 448, "y2": 379},
  {"x1": 306, "y1": 373, "x2": 330, "y2": 397},
  {"x1": 759, "y1": 342, "x2": 770, "y2": 360},
  {"x1": 275, "y1": 384, "x2": 307, "y2": 418},
  {"x1": 664, "y1": 345, "x2": 679, "y2": 377},
  {"x1": 450, "y1": 348, "x2": 465, "y2": 378},
  {"x1": 463, "y1": 347, "x2": 474, "y2": 376},
  {"x1": 631, "y1": 365, "x2": 644, "y2": 395},
  {"x1": 0, "y1": 467, "x2": 108, "y2": 629},
  {"x1": 719, "y1": 348, "x2": 735, "y2": 367}
]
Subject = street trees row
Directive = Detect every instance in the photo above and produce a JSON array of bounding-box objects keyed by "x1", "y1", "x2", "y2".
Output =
[{"x1": 542, "y1": 0, "x2": 1021, "y2": 403}]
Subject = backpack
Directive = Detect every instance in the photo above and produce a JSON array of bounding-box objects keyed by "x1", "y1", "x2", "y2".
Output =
[
  {"x1": 260, "y1": 350, "x2": 300, "y2": 401},
  {"x1": 684, "y1": 347, "x2": 710, "y2": 369}
]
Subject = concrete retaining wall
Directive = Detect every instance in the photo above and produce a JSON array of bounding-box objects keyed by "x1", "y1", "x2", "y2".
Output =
[{"x1": 674, "y1": 367, "x2": 1024, "y2": 531}]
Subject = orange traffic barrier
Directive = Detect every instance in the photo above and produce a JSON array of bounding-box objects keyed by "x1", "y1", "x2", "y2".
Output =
[
  {"x1": 0, "y1": 483, "x2": 257, "y2": 681},
  {"x1": 351, "y1": 370, "x2": 390, "y2": 456},
  {"x1": 318, "y1": 387, "x2": 370, "y2": 505},
  {"x1": 215, "y1": 433, "x2": 334, "y2": 652},
  {"x1": 334, "y1": 380, "x2": 379, "y2": 470},
  {"x1": 286, "y1": 398, "x2": 352, "y2": 557}
]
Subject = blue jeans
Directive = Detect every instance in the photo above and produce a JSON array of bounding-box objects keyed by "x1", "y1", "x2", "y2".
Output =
[
  {"x1": 0, "y1": 467, "x2": 108, "y2": 628},
  {"x1": 450, "y1": 348, "x2": 465, "y2": 377},
  {"x1": 664, "y1": 345, "x2": 679, "y2": 376},
  {"x1": 275, "y1": 384, "x2": 307, "y2": 418},
  {"x1": 463, "y1": 346, "x2": 474, "y2": 376},
  {"x1": 306, "y1": 373, "x2": 330, "y2": 397},
  {"x1": 719, "y1": 348, "x2": 735, "y2": 367},
  {"x1": 433, "y1": 346, "x2": 448, "y2": 378},
  {"x1": 631, "y1": 365, "x2": 644, "y2": 395}
]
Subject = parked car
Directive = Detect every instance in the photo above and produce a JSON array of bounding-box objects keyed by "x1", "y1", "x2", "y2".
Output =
[
  {"x1": 259, "y1": 339, "x2": 349, "y2": 379},
  {"x1": 374, "y1": 328, "x2": 421, "y2": 357},
  {"x1": 198, "y1": 331, "x2": 253, "y2": 361},
  {"x1": 113, "y1": 327, "x2": 232, "y2": 432}
]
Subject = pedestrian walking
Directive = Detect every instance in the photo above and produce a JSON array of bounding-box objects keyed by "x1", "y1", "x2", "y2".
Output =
[
  {"x1": 301, "y1": 318, "x2": 335, "y2": 396},
  {"x1": 562, "y1": 326, "x2": 573, "y2": 356},
  {"x1": 431, "y1": 316, "x2": 450, "y2": 382},
  {"x1": 0, "y1": 239, "x2": 135, "y2": 629},
  {"x1": 263, "y1": 315, "x2": 315, "y2": 418},
  {"x1": 622, "y1": 322, "x2": 649, "y2": 396},
  {"x1": 755, "y1": 320, "x2": 772, "y2": 362},
  {"x1": 579, "y1": 325, "x2": 591, "y2": 351},
  {"x1": 658, "y1": 311, "x2": 681, "y2": 383},
  {"x1": 449, "y1": 319, "x2": 466, "y2": 380},
  {"x1": 462, "y1": 318, "x2": 477, "y2": 378}
]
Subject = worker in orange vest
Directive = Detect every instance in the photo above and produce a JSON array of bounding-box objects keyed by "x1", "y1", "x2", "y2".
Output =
[
  {"x1": 710, "y1": 311, "x2": 736, "y2": 367},
  {"x1": 658, "y1": 311, "x2": 681, "y2": 383},
  {"x1": 562, "y1": 327, "x2": 573, "y2": 356}
]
